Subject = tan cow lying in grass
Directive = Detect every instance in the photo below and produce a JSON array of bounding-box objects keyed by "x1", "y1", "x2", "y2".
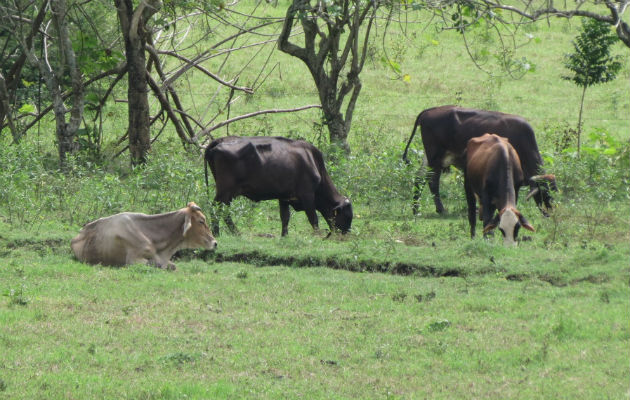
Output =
[{"x1": 71, "y1": 202, "x2": 217, "y2": 270}]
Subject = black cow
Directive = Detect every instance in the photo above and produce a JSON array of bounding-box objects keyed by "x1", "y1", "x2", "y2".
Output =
[
  {"x1": 464, "y1": 134, "x2": 535, "y2": 245},
  {"x1": 204, "y1": 136, "x2": 352, "y2": 236},
  {"x1": 402, "y1": 105, "x2": 556, "y2": 215}
]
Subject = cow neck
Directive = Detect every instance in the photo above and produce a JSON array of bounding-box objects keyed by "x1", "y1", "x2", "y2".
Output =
[
  {"x1": 315, "y1": 173, "x2": 342, "y2": 210},
  {"x1": 495, "y1": 145, "x2": 517, "y2": 210},
  {"x1": 134, "y1": 210, "x2": 186, "y2": 253}
]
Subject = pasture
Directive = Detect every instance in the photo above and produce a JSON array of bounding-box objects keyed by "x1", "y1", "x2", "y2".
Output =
[{"x1": 1, "y1": 2, "x2": 629, "y2": 399}]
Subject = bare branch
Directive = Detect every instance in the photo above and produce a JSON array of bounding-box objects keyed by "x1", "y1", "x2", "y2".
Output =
[
  {"x1": 146, "y1": 72, "x2": 194, "y2": 145},
  {"x1": 278, "y1": 1, "x2": 309, "y2": 62},
  {"x1": 195, "y1": 104, "x2": 323, "y2": 144},
  {"x1": 151, "y1": 45, "x2": 253, "y2": 93}
]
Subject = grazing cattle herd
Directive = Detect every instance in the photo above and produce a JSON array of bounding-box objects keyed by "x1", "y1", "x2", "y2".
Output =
[
  {"x1": 71, "y1": 105, "x2": 558, "y2": 267},
  {"x1": 402, "y1": 105, "x2": 557, "y2": 216}
]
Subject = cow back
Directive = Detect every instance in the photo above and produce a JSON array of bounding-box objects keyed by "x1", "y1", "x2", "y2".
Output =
[{"x1": 420, "y1": 106, "x2": 543, "y2": 178}]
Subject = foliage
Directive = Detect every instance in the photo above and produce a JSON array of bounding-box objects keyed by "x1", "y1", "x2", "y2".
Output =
[
  {"x1": 562, "y1": 18, "x2": 623, "y2": 155},
  {"x1": 563, "y1": 19, "x2": 622, "y2": 88}
]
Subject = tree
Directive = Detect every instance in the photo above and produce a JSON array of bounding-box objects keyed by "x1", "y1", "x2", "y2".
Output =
[
  {"x1": 278, "y1": 0, "x2": 382, "y2": 151},
  {"x1": 477, "y1": 0, "x2": 630, "y2": 49},
  {"x1": 1, "y1": 1, "x2": 298, "y2": 166},
  {"x1": 115, "y1": 0, "x2": 162, "y2": 166},
  {"x1": 563, "y1": 19, "x2": 622, "y2": 156},
  {"x1": 1, "y1": 0, "x2": 85, "y2": 167}
]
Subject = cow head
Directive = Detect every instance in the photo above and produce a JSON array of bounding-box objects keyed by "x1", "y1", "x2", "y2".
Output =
[
  {"x1": 483, "y1": 207, "x2": 534, "y2": 246},
  {"x1": 332, "y1": 198, "x2": 353, "y2": 234},
  {"x1": 526, "y1": 174, "x2": 557, "y2": 215},
  {"x1": 183, "y1": 202, "x2": 218, "y2": 250}
]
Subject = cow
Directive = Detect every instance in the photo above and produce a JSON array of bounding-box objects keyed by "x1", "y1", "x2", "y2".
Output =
[
  {"x1": 204, "y1": 136, "x2": 352, "y2": 237},
  {"x1": 71, "y1": 202, "x2": 217, "y2": 270},
  {"x1": 464, "y1": 134, "x2": 535, "y2": 245},
  {"x1": 402, "y1": 105, "x2": 557, "y2": 216}
]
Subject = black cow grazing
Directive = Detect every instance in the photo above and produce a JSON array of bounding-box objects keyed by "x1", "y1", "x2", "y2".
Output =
[
  {"x1": 464, "y1": 134, "x2": 535, "y2": 245},
  {"x1": 402, "y1": 105, "x2": 557, "y2": 215},
  {"x1": 204, "y1": 136, "x2": 353, "y2": 237}
]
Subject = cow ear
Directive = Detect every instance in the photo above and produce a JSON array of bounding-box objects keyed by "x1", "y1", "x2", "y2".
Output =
[
  {"x1": 483, "y1": 222, "x2": 497, "y2": 234},
  {"x1": 519, "y1": 215, "x2": 535, "y2": 232},
  {"x1": 483, "y1": 214, "x2": 500, "y2": 233},
  {"x1": 183, "y1": 213, "x2": 192, "y2": 236}
]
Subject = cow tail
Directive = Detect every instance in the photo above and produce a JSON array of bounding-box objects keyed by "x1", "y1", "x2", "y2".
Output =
[
  {"x1": 402, "y1": 113, "x2": 423, "y2": 165},
  {"x1": 204, "y1": 155, "x2": 209, "y2": 189},
  {"x1": 203, "y1": 143, "x2": 214, "y2": 195}
]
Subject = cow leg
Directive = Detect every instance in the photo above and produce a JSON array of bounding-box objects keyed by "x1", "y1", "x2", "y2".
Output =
[
  {"x1": 126, "y1": 243, "x2": 157, "y2": 267},
  {"x1": 464, "y1": 179, "x2": 477, "y2": 238},
  {"x1": 149, "y1": 256, "x2": 176, "y2": 270},
  {"x1": 279, "y1": 200, "x2": 291, "y2": 237},
  {"x1": 212, "y1": 199, "x2": 239, "y2": 236},
  {"x1": 412, "y1": 171, "x2": 426, "y2": 215},
  {"x1": 411, "y1": 157, "x2": 428, "y2": 215},
  {"x1": 300, "y1": 196, "x2": 319, "y2": 233},
  {"x1": 211, "y1": 200, "x2": 222, "y2": 236},
  {"x1": 223, "y1": 212, "x2": 238, "y2": 235},
  {"x1": 428, "y1": 168, "x2": 445, "y2": 214},
  {"x1": 481, "y1": 197, "x2": 496, "y2": 239}
]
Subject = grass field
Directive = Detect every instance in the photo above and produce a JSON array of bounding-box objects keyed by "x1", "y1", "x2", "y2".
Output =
[{"x1": 1, "y1": 1, "x2": 629, "y2": 399}]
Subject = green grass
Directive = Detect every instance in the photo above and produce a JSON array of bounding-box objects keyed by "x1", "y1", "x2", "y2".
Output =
[
  {"x1": 0, "y1": 230, "x2": 628, "y2": 399},
  {"x1": 1, "y1": 2, "x2": 629, "y2": 398}
]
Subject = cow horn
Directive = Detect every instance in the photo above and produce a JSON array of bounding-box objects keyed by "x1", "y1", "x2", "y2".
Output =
[
  {"x1": 530, "y1": 174, "x2": 552, "y2": 183},
  {"x1": 187, "y1": 202, "x2": 202, "y2": 212},
  {"x1": 526, "y1": 187, "x2": 539, "y2": 201}
]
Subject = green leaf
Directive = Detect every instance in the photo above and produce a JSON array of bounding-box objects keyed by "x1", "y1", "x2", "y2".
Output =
[{"x1": 18, "y1": 104, "x2": 35, "y2": 114}]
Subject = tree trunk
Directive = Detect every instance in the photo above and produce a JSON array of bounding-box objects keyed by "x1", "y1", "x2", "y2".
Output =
[
  {"x1": 0, "y1": 72, "x2": 20, "y2": 143},
  {"x1": 323, "y1": 109, "x2": 349, "y2": 150},
  {"x1": 16, "y1": 0, "x2": 84, "y2": 167},
  {"x1": 577, "y1": 85, "x2": 587, "y2": 158},
  {"x1": 127, "y1": 40, "x2": 151, "y2": 165},
  {"x1": 115, "y1": 0, "x2": 161, "y2": 165},
  {"x1": 51, "y1": 0, "x2": 84, "y2": 164},
  {"x1": 278, "y1": 0, "x2": 378, "y2": 152}
]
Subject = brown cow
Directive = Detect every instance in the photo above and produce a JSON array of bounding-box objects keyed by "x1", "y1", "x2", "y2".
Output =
[
  {"x1": 204, "y1": 136, "x2": 352, "y2": 237},
  {"x1": 71, "y1": 202, "x2": 217, "y2": 269},
  {"x1": 464, "y1": 134, "x2": 535, "y2": 245},
  {"x1": 402, "y1": 105, "x2": 556, "y2": 215}
]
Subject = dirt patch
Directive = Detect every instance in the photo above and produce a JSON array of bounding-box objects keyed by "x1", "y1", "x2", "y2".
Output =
[
  {"x1": 538, "y1": 273, "x2": 568, "y2": 287},
  {"x1": 177, "y1": 249, "x2": 465, "y2": 277},
  {"x1": 506, "y1": 273, "x2": 529, "y2": 281},
  {"x1": 570, "y1": 273, "x2": 611, "y2": 285},
  {"x1": 3, "y1": 238, "x2": 69, "y2": 256}
]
